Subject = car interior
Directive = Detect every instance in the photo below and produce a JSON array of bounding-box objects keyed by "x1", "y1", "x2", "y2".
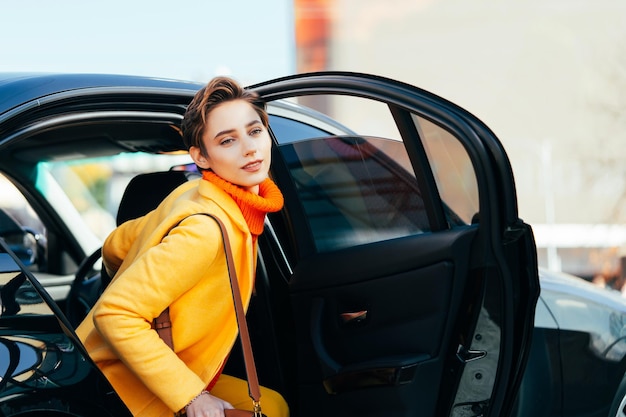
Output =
[{"x1": 0, "y1": 102, "x2": 295, "y2": 396}]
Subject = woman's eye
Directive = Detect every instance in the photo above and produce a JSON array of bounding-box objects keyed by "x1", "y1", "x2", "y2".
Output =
[
  {"x1": 250, "y1": 128, "x2": 263, "y2": 136},
  {"x1": 220, "y1": 137, "x2": 234, "y2": 145}
]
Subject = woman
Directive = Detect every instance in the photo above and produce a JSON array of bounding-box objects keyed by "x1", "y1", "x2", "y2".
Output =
[{"x1": 76, "y1": 77, "x2": 288, "y2": 417}]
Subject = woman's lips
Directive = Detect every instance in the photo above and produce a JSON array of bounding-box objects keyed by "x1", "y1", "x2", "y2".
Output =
[{"x1": 242, "y1": 160, "x2": 262, "y2": 172}]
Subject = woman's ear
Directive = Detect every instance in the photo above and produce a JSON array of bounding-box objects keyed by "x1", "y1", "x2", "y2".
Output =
[{"x1": 190, "y1": 146, "x2": 210, "y2": 170}]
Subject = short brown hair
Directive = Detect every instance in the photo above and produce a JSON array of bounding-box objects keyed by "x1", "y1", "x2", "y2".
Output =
[{"x1": 181, "y1": 76, "x2": 268, "y2": 155}]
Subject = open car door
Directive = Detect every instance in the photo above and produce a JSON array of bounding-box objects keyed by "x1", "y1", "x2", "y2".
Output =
[{"x1": 254, "y1": 72, "x2": 539, "y2": 417}]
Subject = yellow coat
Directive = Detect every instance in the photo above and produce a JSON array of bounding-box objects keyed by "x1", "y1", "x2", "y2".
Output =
[{"x1": 76, "y1": 178, "x2": 257, "y2": 416}]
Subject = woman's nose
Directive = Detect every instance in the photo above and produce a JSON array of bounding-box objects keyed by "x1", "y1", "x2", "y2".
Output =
[{"x1": 243, "y1": 136, "x2": 258, "y2": 155}]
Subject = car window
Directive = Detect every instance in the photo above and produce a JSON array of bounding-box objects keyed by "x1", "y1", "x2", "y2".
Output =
[
  {"x1": 36, "y1": 152, "x2": 193, "y2": 249},
  {"x1": 318, "y1": 95, "x2": 478, "y2": 224},
  {"x1": 279, "y1": 135, "x2": 430, "y2": 252},
  {"x1": 269, "y1": 115, "x2": 331, "y2": 143},
  {"x1": 540, "y1": 286, "x2": 626, "y2": 362},
  {"x1": 0, "y1": 174, "x2": 46, "y2": 271},
  {"x1": 309, "y1": 94, "x2": 403, "y2": 142},
  {"x1": 272, "y1": 94, "x2": 478, "y2": 253},
  {"x1": 0, "y1": 152, "x2": 195, "y2": 278},
  {"x1": 0, "y1": 175, "x2": 45, "y2": 235},
  {"x1": 416, "y1": 115, "x2": 479, "y2": 224}
]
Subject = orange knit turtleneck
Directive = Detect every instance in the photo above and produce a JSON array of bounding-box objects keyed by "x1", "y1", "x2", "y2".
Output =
[{"x1": 201, "y1": 170, "x2": 284, "y2": 237}]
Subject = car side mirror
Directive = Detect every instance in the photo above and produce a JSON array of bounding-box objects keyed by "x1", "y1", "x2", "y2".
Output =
[{"x1": 0, "y1": 230, "x2": 40, "y2": 268}]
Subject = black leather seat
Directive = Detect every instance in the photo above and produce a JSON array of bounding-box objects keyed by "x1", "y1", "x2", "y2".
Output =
[{"x1": 116, "y1": 171, "x2": 195, "y2": 225}]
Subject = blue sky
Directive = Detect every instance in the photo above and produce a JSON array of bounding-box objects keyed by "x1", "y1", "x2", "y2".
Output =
[{"x1": 1, "y1": 0, "x2": 295, "y2": 84}]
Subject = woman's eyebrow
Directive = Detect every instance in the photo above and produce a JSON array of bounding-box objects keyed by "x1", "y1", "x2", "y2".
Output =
[{"x1": 213, "y1": 119, "x2": 262, "y2": 140}]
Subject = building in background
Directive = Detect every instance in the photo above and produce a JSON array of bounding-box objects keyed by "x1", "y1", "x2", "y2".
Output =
[{"x1": 294, "y1": 0, "x2": 626, "y2": 278}]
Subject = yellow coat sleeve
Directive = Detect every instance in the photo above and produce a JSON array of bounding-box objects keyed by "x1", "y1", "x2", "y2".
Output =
[
  {"x1": 92, "y1": 215, "x2": 228, "y2": 412},
  {"x1": 101, "y1": 215, "x2": 149, "y2": 277}
]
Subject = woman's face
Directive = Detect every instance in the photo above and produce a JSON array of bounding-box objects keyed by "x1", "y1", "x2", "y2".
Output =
[{"x1": 190, "y1": 99, "x2": 272, "y2": 194}]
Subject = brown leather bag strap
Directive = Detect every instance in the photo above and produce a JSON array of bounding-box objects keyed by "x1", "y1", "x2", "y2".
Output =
[
  {"x1": 152, "y1": 213, "x2": 261, "y2": 405},
  {"x1": 207, "y1": 214, "x2": 262, "y2": 404}
]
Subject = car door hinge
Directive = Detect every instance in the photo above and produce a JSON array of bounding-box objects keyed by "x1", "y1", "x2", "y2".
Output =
[{"x1": 456, "y1": 344, "x2": 487, "y2": 363}]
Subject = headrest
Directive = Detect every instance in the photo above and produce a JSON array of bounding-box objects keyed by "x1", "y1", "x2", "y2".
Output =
[{"x1": 116, "y1": 170, "x2": 193, "y2": 226}]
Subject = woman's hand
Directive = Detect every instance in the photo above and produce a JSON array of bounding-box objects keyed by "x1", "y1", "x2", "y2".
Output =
[{"x1": 184, "y1": 391, "x2": 234, "y2": 417}]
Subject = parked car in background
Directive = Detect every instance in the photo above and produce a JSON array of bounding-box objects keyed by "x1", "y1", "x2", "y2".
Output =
[
  {"x1": 0, "y1": 71, "x2": 540, "y2": 417},
  {"x1": 516, "y1": 268, "x2": 626, "y2": 417}
]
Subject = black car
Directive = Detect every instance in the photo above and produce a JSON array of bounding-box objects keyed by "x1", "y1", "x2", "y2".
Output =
[
  {"x1": 0, "y1": 72, "x2": 539, "y2": 417},
  {"x1": 519, "y1": 268, "x2": 626, "y2": 417}
]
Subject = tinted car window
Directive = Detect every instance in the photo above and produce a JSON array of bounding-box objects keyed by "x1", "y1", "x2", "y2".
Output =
[
  {"x1": 272, "y1": 94, "x2": 478, "y2": 252},
  {"x1": 540, "y1": 286, "x2": 626, "y2": 362},
  {"x1": 417, "y1": 115, "x2": 479, "y2": 224},
  {"x1": 279, "y1": 135, "x2": 429, "y2": 252},
  {"x1": 269, "y1": 115, "x2": 331, "y2": 144}
]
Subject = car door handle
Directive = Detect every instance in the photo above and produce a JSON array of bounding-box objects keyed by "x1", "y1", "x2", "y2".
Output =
[{"x1": 340, "y1": 310, "x2": 368, "y2": 324}]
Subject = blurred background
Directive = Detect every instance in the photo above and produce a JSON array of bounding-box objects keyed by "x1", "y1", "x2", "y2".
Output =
[{"x1": 2, "y1": 0, "x2": 626, "y2": 281}]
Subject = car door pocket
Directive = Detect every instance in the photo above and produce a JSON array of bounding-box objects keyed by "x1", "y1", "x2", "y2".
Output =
[
  {"x1": 322, "y1": 356, "x2": 427, "y2": 395},
  {"x1": 311, "y1": 298, "x2": 428, "y2": 394}
]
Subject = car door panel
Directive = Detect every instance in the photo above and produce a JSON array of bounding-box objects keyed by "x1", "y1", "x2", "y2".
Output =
[
  {"x1": 289, "y1": 228, "x2": 475, "y2": 416},
  {"x1": 289, "y1": 228, "x2": 476, "y2": 291}
]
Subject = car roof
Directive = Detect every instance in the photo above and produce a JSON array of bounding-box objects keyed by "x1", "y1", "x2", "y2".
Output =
[
  {"x1": 0, "y1": 72, "x2": 354, "y2": 164},
  {"x1": 0, "y1": 72, "x2": 202, "y2": 116},
  {"x1": 539, "y1": 267, "x2": 626, "y2": 312}
]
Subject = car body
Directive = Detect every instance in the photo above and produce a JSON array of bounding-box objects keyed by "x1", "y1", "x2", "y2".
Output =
[
  {"x1": 0, "y1": 72, "x2": 540, "y2": 417},
  {"x1": 517, "y1": 268, "x2": 626, "y2": 417}
]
